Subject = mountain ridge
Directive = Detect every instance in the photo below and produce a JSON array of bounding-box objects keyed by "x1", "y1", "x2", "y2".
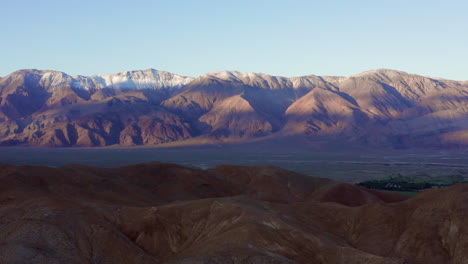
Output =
[
  {"x1": 1, "y1": 68, "x2": 195, "y2": 91},
  {"x1": 5, "y1": 68, "x2": 466, "y2": 85}
]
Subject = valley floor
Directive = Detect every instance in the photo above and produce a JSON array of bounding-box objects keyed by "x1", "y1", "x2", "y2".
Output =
[{"x1": 0, "y1": 146, "x2": 467, "y2": 183}]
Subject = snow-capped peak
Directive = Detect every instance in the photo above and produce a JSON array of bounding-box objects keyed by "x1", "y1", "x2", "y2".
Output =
[
  {"x1": 4, "y1": 69, "x2": 195, "y2": 91},
  {"x1": 87, "y1": 69, "x2": 195, "y2": 90}
]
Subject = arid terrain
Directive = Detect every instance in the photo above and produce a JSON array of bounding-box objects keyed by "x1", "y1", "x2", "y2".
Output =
[{"x1": 1, "y1": 162, "x2": 468, "y2": 263}]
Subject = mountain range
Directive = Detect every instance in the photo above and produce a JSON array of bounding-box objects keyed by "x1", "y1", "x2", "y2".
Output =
[{"x1": 0, "y1": 68, "x2": 467, "y2": 148}]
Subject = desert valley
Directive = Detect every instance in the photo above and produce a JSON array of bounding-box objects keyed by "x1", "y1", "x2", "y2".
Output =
[{"x1": 3, "y1": 0, "x2": 468, "y2": 262}]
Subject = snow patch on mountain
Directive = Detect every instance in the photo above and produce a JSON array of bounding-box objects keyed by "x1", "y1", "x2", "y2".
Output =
[
  {"x1": 88, "y1": 69, "x2": 194, "y2": 90},
  {"x1": 10, "y1": 69, "x2": 195, "y2": 91}
]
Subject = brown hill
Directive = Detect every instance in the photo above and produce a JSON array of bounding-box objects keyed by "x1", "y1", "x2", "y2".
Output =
[{"x1": 1, "y1": 162, "x2": 467, "y2": 263}]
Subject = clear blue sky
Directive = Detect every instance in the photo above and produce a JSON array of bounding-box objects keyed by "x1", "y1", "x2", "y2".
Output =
[{"x1": 1, "y1": 0, "x2": 467, "y2": 80}]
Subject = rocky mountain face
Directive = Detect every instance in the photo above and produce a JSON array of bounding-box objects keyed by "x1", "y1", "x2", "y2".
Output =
[
  {"x1": 0, "y1": 68, "x2": 466, "y2": 148},
  {"x1": 1, "y1": 162, "x2": 468, "y2": 264}
]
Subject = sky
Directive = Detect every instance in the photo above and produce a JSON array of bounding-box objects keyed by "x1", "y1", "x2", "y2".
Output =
[{"x1": 1, "y1": 0, "x2": 467, "y2": 80}]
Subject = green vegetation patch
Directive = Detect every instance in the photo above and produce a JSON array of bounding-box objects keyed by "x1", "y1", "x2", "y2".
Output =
[
  {"x1": 357, "y1": 174, "x2": 468, "y2": 192},
  {"x1": 397, "y1": 191, "x2": 419, "y2": 196}
]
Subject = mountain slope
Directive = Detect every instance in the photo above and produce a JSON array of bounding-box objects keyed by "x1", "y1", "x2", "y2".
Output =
[{"x1": 0, "y1": 68, "x2": 467, "y2": 148}]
